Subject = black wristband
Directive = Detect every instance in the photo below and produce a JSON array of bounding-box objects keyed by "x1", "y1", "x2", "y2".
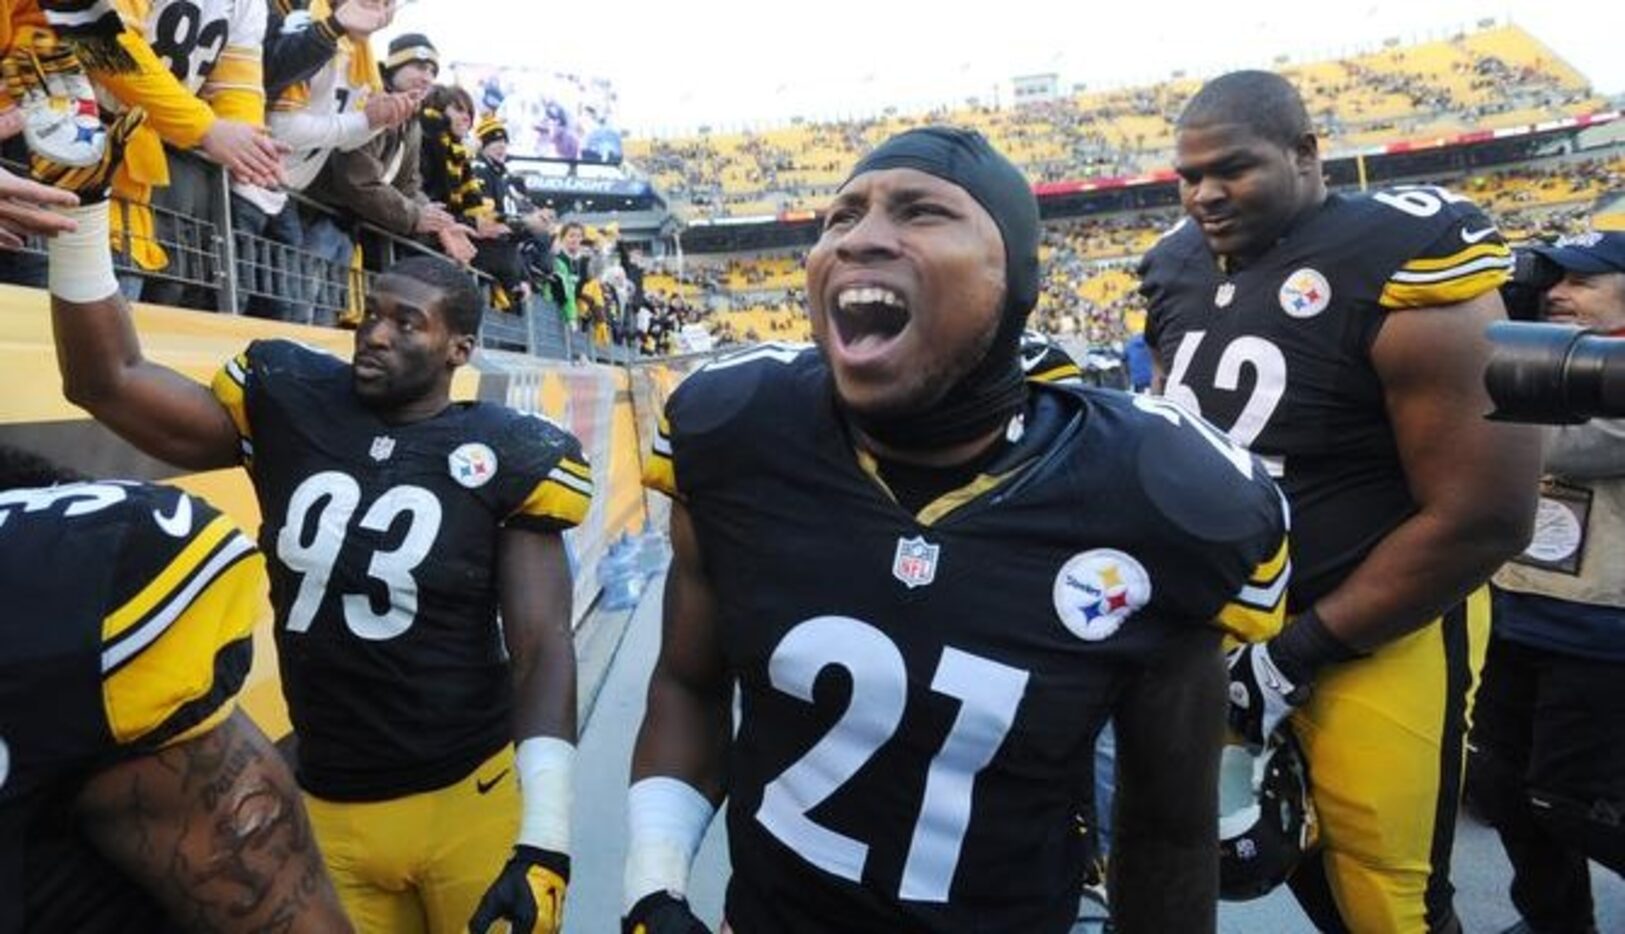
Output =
[{"x1": 1269, "y1": 607, "x2": 1362, "y2": 685}]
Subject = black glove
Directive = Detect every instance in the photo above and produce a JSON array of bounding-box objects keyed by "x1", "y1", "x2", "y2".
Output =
[
  {"x1": 621, "y1": 890, "x2": 711, "y2": 934},
  {"x1": 468, "y1": 845, "x2": 569, "y2": 934}
]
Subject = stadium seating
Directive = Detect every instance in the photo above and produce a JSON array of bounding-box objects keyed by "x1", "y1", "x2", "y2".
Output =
[{"x1": 627, "y1": 25, "x2": 1606, "y2": 221}]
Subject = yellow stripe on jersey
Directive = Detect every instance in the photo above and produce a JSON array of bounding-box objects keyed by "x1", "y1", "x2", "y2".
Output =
[
  {"x1": 1393, "y1": 242, "x2": 1508, "y2": 273},
  {"x1": 1214, "y1": 537, "x2": 1291, "y2": 642},
  {"x1": 103, "y1": 513, "x2": 238, "y2": 644},
  {"x1": 642, "y1": 413, "x2": 678, "y2": 497},
  {"x1": 512, "y1": 464, "x2": 594, "y2": 528},
  {"x1": 209, "y1": 352, "x2": 254, "y2": 463},
  {"x1": 101, "y1": 533, "x2": 263, "y2": 746},
  {"x1": 1380, "y1": 268, "x2": 1512, "y2": 310},
  {"x1": 555, "y1": 456, "x2": 592, "y2": 482},
  {"x1": 1029, "y1": 362, "x2": 1083, "y2": 384},
  {"x1": 1381, "y1": 241, "x2": 1512, "y2": 310}
]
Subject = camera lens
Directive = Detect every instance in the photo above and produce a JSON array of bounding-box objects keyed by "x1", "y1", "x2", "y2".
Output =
[{"x1": 1486, "y1": 322, "x2": 1625, "y2": 424}]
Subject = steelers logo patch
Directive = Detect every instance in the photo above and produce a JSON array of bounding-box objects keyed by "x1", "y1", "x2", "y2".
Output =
[
  {"x1": 1278, "y1": 268, "x2": 1331, "y2": 319},
  {"x1": 449, "y1": 442, "x2": 499, "y2": 489},
  {"x1": 1053, "y1": 549, "x2": 1152, "y2": 642}
]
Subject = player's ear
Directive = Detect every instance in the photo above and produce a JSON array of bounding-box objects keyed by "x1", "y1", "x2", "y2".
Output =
[
  {"x1": 448, "y1": 333, "x2": 475, "y2": 367},
  {"x1": 1289, "y1": 132, "x2": 1320, "y2": 177}
]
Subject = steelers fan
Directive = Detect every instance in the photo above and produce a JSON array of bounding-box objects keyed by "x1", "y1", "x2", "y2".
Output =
[
  {"x1": 626, "y1": 127, "x2": 1291, "y2": 933},
  {"x1": 1140, "y1": 71, "x2": 1542, "y2": 933},
  {"x1": 41, "y1": 97, "x2": 590, "y2": 934},
  {"x1": 0, "y1": 444, "x2": 353, "y2": 933}
]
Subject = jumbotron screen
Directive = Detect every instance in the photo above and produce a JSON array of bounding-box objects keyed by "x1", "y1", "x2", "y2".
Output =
[{"x1": 447, "y1": 62, "x2": 623, "y2": 165}]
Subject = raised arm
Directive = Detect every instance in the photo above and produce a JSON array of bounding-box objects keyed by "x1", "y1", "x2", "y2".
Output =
[
  {"x1": 1109, "y1": 630, "x2": 1226, "y2": 933},
  {"x1": 1317, "y1": 289, "x2": 1541, "y2": 649},
  {"x1": 75, "y1": 709, "x2": 353, "y2": 933},
  {"x1": 52, "y1": 289, "x2": 243, "y2": 471}
]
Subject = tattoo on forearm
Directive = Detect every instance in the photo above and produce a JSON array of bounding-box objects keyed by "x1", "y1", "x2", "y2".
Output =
[{"x1": 90, "y1": 715, "x2": 333, "y2": 933}]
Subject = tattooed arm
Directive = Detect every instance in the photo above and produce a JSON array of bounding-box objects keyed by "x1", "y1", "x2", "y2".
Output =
[{"x1": 73, "y1": 710, "x2": 352, "y2": 933}]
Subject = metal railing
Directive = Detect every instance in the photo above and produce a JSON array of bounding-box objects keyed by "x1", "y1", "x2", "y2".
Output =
[{"x1": 2, "y1": 147, "x2": 580, "y2": 359}]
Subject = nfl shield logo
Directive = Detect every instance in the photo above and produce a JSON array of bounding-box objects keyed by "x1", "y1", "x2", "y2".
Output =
[
  {"x1": 892, "y1": 535, "x2": 940, "y2": 589},
  {"x1": 369, "y1": 436, "x2": 395, "y2": 462}
]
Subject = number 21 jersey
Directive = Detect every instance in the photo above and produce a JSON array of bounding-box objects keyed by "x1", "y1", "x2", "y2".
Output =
[{"x1": 645, "y1": 347, "x2": 1290, "y2": 932}]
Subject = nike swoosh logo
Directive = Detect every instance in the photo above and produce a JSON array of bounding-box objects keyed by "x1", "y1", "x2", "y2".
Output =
[
  {"x1": 475, "y1": 768, "x2": 510, "y2": 795},
  {"x1": 152, "y1": 494, "x2": 192, "y2": 538},
  {"x1": 1460, "y1": 225, "x2": 1498, "y2": 244}
]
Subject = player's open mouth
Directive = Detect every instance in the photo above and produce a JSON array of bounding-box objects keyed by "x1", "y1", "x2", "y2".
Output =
[{"x1": 831, "y1": 285, "x2": 910, "y2": 355}]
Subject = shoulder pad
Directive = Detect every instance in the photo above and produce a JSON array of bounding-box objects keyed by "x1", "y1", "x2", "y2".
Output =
[{"x1": 667, "y1": 342, "x2": 818, "y2": 437}]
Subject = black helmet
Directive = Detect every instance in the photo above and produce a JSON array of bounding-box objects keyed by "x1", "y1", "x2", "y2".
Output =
[{"x1": 1218, "y1": 730, "x2": 1318, "y2": 901}]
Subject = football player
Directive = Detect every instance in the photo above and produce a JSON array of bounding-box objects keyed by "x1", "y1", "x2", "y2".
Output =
[
  {"x1": 44, "y1": 103, "x2": 588, "y2": 934},
  {"x1": 0, "y1": 444, "x2": 353, "y2": 932},
  {"x1": 624, "y1": 127, "x2": 1291, "y2": 933},
  {"x1": 1140, "y1": 70, "x2": 1543, "y2": 933}
]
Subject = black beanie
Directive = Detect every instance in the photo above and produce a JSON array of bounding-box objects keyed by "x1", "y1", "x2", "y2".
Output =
[{"x1": 835, "y1": 126, "x2": 1040, "y2": 452}]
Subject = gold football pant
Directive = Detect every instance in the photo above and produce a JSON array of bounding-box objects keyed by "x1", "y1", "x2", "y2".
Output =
[
  {"x1": 1288, "y1": 589, "x2": 1489, "y2": 934},
  {"x1": 305, "y1": 746, "x2": 519, "y2": 934}
]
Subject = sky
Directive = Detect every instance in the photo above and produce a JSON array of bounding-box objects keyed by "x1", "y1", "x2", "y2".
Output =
[{"x1": 379, "y1": 0, "x2": 1623, "y2": 138}]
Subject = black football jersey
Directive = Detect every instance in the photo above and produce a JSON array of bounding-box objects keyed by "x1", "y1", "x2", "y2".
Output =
[
  {"x1": 1140, "y1": 187, "x2": 1511, "y2": 609},
  {"x1": 0, "y1": 481, "x2": 261, "y2": 934},
  {"x1": 644, "y1": 345, "x2": 1289, "y2": 933},
  {"x1": 210, "y1": 340, "x2": 593, "y2": 800}
]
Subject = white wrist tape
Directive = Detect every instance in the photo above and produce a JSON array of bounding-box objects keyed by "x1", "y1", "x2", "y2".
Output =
[
  {"x1": 624, "y1": 776, "x2": 716, "y2": 913},
  {"x1": 47, "y1": 202, "x2": 119, "y2": 304},
  {"x1": 515, "y1": 736, "x2": 575, "y2": 853}
]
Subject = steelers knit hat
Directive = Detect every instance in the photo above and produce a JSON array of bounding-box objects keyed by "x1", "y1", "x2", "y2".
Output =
[{"x1": 475, "y1": 114, "x2": 508, "y2": 146}]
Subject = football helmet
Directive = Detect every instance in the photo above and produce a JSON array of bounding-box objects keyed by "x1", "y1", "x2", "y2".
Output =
[{"x1": 1217, "y1": 730, "x2": 1317, "y2": 901}]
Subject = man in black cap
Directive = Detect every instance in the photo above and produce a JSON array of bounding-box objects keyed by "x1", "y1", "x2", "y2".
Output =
[
  {"x1": 622, "y1": 126, "x2": 1294, "y2": 933},
  {"x1": 1471, "y1": 231, "x2": 1625, "y2": 934}
]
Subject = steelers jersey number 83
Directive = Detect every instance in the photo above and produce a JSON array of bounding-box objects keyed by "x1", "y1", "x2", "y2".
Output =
[
  {"x1": 756, "y1": 615, "x2": 1030, "y2": 903},
  {"x1": 278, "y1": 471, "x2": 442, "y2": 641}
]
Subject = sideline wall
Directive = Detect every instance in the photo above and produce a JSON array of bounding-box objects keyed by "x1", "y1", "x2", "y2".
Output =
[{"x1": 0, "y1": 286, "x2": 649, "y2": 738}]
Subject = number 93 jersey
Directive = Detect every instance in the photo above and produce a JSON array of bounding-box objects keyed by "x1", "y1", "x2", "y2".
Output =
[
  {"x1": 1140, "y1": 187, "x2": 1511, "y2": 610},
  {"x1": 644, "y1": 346, "x2": 1290, "y2": 932},
  {"x1": 211, "y1": 340, "x2": 593, "y2": 801},
  {"x1": 0, "y1": 480, "x2": 262, "y2": 934}
]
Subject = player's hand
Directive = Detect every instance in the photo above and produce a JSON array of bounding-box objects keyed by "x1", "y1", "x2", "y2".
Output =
[
  {"x1": 621, "y1": 891, "x2": 711, "y2": 934},
  {"x1": 199, "y1": 118, "x2": 286, "y2": 188},
  {"x1": 3, "y1": 32, "x2": 105, "y2": 168},
  {"x1": 467, "y1": 845, "x2": 568, "y2": 934},
  {"x1": 1226, "y1": 641, "x2": 1308, "y2": 749}
]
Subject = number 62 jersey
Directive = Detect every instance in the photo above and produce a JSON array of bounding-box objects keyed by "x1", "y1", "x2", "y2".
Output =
[
  {"x1": 644, "y1": 347, "x2": 1290, "y2": 933},
  {"x1": 1140, "y1": 187, "x2": 1511, "y2": 609},
  {"x1": 211, "y1": 340, "x2": 592, "y2": 802}
]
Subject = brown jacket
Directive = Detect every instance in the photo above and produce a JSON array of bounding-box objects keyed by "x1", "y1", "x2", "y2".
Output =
[{"x1": 308, "y1": 118, "x2": 427, "y2": 234}]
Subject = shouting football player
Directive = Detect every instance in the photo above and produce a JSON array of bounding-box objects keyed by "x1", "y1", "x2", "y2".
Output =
[
  {"x1": 625, "y1": 127, "x2": 1292, "y2": 933},
  {"x1": 1140, "y1": 70, "x2": 1542, "y2": 933},
  {"x1": 42, "y1": 91, "x2": 589, "y2": 934},
  {"x1": 0, "y1": 444, "x2": 354, "y2": 933}
]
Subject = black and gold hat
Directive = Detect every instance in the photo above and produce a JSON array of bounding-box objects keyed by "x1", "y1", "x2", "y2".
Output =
[{"x1": 383, "y1": 33, "x2": 438, "y2": 81}]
